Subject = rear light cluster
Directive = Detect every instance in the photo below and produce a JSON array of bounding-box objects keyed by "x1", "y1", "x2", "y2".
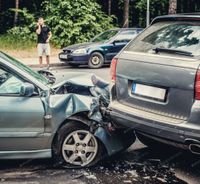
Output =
[
  {"x1": 195, "y1": 70, "x2": 200, "y2": 100},
  {"x1": 110, "y1": 58, "x2": 118, "y2": 82}
]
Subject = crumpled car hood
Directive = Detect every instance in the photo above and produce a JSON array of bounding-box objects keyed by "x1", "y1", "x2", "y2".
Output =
[
  {"x1": 39, "y1": 70, "x2": 109, "y2": 123},
  {"x1": 50, "y1": 93, "x2": 93, "y2": 114},
  {"x1": 46, "y1": 92, "x2": 102, "y2": 133},
  {"x1": 38, "y1": 70, "x2": 132, "y2": 157},
  {"x1": 51, "y1": 72, "x2": 97, "y2": 89}
]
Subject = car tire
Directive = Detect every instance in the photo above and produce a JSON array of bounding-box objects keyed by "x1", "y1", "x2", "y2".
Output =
[
  {"x1": 52, "y1": 122, "x2": 105, "y2": 168},
  {"x1": 121, "y1": 129, "x2": 136, "y2": 151},
  {"x1": 136, "y1": 132, "x2": 168, "y2": 150},
  {"x1": 88, "y1": 52, "x2": 104, "y2": 69}
]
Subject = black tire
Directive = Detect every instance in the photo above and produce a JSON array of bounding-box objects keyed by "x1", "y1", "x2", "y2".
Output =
[
  {"x1": 88, "y1": 52, "x2": 104, "y2": 69},
  {"x1": 52, "y1": 122, "x2": 105, "y2": 168},
  {"x1": 136, "y1": 132, "x2": 168, "y2": 150},
  {"x1": 121, "y1": 129, "x2": 136, "y2": 151}
]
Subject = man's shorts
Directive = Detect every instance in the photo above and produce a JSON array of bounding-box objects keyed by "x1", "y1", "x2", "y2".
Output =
[{"x1": 37, "y1": 43, "x2": 50, "y2": 57}]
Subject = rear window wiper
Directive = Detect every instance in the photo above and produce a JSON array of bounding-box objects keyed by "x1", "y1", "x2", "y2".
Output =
[{"x1": 153, "y1": 47, "x2": 194, "y2": 57}]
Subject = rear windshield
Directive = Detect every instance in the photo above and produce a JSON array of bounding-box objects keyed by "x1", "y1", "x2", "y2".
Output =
[{"x1": 126, "y1": 21, "x2": 200, "y2": 56}]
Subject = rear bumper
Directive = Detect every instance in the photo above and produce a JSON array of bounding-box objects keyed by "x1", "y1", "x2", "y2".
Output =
[
  {"x1": 58, "y1": 52, "x2": 89, "y2": 65},
  {"x1": 109, "y1": 101, "x2": 200, "y2": 145}
]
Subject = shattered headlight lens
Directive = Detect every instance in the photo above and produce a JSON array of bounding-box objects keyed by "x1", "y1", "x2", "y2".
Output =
[{"x1": 73, "y1": 48, "x2": 87, "y2": 54}]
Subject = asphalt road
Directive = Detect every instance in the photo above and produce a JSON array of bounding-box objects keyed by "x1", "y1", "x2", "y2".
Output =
[
  {"x1": 51, "y1": 65, "x2": 111, "y2": 81},
  {"x1": 0, "y1": 66, "x2": 200, "y2": 184}
]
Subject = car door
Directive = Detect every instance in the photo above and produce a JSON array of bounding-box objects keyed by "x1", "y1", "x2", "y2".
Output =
[
  {"x1": 0, "y1": 66, "x2": 45, "y2": 151},
  {"x1": 105, "y1": 40, "x2": 128, "y2": 61}
]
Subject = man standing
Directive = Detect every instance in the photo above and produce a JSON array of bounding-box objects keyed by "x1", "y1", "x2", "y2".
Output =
[{"x1": 36, "y1": 17, "x2": 52, "y2": 69}]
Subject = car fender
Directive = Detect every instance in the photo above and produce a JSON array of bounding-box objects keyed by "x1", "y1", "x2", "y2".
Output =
[
  {"x1": 94, "y1": 126, "x2": 124, "y2": 155},
  {"x1": 94, "y1": 126, "x2": 136, "y2": 156},
  {"x1": 46, "y1": 92, "x2": 106, "y2": 132},
  {"x1": 88, "y1": 45, "x2": 107, "y2": 55},
  {"x1": 89, "y1": 50, "x2": 105, "y2": 57}
]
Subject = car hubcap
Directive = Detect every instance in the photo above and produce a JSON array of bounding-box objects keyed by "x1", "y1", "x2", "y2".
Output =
[
  {"x1": 62, "y1": 130, "x2": 98, "y2": 166},
  {"x1": 91, "y1": 56, "x2": 100, "y2": 65}
]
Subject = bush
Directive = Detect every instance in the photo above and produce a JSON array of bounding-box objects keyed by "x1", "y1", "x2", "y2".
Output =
[
  {"x1": 43, "y1": 0, "x2": 114, "y2": 47},
  {"x1": 7, "y1": 26, "x2": 36, "y2": 41},
  {"x1": 7, "y1": 8, "x2": 36, "y2": 43},
  {"x1": 5, "y1": 1, "x2": 114, "y2": 49}
]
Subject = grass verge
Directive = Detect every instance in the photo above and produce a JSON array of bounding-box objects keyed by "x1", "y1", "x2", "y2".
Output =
[{"x1": 0, "y1": 34, "x2": 60, "y2": 58}]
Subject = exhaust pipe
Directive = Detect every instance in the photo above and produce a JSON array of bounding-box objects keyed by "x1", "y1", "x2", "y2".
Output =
[
  {"x1": 184, "y1": 138, "x2": 200, "y2": 154},
  {"x1": 189, "y1": 144, "x2": 200, "y2": 155}
]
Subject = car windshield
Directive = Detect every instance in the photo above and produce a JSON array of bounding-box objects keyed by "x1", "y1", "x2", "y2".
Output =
[
  {"x1": 126, "y1": 21, "x2": 200, "y2": 57},
  {"x1": 91, "y1": 30, "x2": 118, "y2": 43},
  {"x1": 0, "y1": 52, "x2": 49, "y2": 85}
]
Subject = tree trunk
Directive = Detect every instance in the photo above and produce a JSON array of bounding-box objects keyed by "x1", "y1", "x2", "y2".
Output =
[
  {"x1": 108, "y1": 0, "x2": 111, "y2": 16},
  {"x1": 14, "y1": 0, "x2": 19, "y2": 27},
  {"x1": 123, "y1": 0, "x2": 129, "y2": 28},
  {"x1": 168, "y1": 0, "x2": 177, "y2": 14}
]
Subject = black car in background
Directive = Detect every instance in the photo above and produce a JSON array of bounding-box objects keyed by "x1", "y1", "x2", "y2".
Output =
[{"x1": 59, "y1": 28, "x2": 143, "y2": 68}]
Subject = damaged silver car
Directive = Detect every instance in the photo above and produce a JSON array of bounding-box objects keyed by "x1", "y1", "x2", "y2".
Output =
[{"x1": 0, "y1": 52, "x2": 135, "y2": 168}]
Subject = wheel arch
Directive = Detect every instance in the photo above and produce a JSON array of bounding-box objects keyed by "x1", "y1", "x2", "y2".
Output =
[
  {"x1": 89, "y1": 50, "x2": 105, "y2": 58},
  {"x1": 52, "y1": 113, "x2": 91, "y2": 147},
  {"x1": 51, "y1": 113, "x2": 108, "y2": 167},
  {"x1": 51, "y1": 112, "x2": 108, "y2": 155}
]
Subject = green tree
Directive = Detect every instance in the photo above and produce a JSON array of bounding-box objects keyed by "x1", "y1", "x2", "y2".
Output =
[
  {"x1": 43, "y1": 0, "x2": 114, "y2": 47},
  {"x1": 136, "y1": 0, "x2": 168, "y2": 27},
  {"x1": 8, "y1": 8, "x2": 36, "y2": 41}
]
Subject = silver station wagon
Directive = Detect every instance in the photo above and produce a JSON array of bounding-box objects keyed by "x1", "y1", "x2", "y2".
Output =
[{"x1": 109, "y1": 14, "x2": 200, "y2": 154}]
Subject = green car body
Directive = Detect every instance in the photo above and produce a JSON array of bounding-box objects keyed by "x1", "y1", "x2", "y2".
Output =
[{"x1": 0, "y1": 52, "x2": 135, "y2": 167}]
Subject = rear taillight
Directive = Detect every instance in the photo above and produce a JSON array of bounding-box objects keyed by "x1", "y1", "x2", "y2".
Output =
[
  {"x1": 195, "y1": 70, "x2": 200, "y2": 100},
  {"x1": 110, "y1": 58, "x2": 118, "y2": 82}
]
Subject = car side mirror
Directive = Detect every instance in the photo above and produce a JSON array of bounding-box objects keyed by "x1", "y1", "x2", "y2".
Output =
[
  {"x1": 113, "y1": 40, "x2": 117, "y2": 46},
  {"x1": 20, "y1": 82, "x2": 35, "y2": 97},
  {"x1": 113, "y1": 40, "x2": 129, "y2": 46}
]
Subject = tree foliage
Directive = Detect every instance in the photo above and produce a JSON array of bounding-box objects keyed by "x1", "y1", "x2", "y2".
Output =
[
  {"x1": 2, "y1": 0, "x2": 113, "y2": 48},
  {"x1": 1, "y1": 0, "x2": 200, "y2": 49},
  {"x1": 43, "y1": 0, "x2": 114, "y2": 47},
  {"x1": 8, "y1": 8, "x2": 36, "y2": 41},
  {"x1": 136, "y1": 0, "x2": 169, "y2": 27}
]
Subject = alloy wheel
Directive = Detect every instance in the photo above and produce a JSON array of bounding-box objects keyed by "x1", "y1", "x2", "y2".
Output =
[
  {"x1": 91, "y1": 56, "x2": 100, "y2": 65},
  {"x1": 62, "y1": 130, "x2": 98, "y2": 166}
]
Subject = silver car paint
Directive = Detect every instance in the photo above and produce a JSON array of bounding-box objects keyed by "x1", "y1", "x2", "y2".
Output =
[
  {"x1": 109, "y1": 16, "x2": 200, "y2": 149},
  {"x1": 0, "y1": 52, "x2": 134, "y2": 160}
]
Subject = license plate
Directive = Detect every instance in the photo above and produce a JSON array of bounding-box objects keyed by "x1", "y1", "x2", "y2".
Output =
[
  {"x1": 59, "y1": 54, "x2": 68, "y2": 59},
  {"x1": 132, "y1": 83, "x2": 166, "y2": 101}
]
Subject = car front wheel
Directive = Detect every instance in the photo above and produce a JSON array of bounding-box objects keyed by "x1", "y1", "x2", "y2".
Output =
[
  {"x1": 88, "y1": 52, "x2": 104, "y2": 69},
  {"x1": 53, "y1": 122, "x2": 105, "y2": 168}
]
